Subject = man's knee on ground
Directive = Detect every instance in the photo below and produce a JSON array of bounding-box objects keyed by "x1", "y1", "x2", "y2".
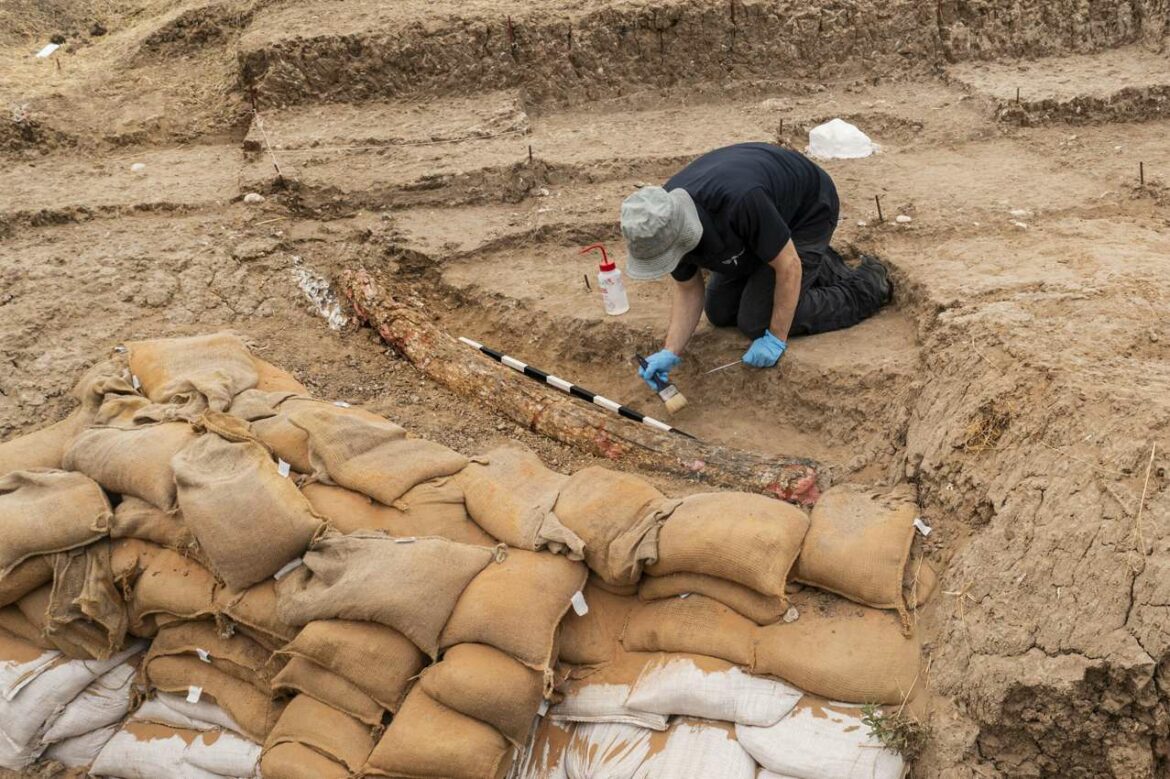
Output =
[
  {"x1": 704, "y1": 297, "x2": 738, "y2": 328},
  {"x1": 737, "y1": 310, "x2": 769, "y2": 341}
]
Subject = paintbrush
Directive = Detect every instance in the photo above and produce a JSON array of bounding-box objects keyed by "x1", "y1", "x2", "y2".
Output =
[{"x1": 634, "y1": 354, "x2": 688, "y2": 414}]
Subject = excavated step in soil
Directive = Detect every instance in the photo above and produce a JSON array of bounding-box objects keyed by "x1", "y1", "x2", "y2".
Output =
[
  {"x1": 947, "y1": 46, "x2": 1170, "y2": 126},
  {"x1": 237, "y1": 0, "x2": 1169, "y2": 108}
]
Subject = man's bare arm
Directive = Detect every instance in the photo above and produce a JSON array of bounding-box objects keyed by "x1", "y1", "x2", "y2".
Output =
[
  {"x1": 664, "y1": 272, "x2": 706, "y2": 354},
  {"x1": 767, "y1": 239, "x2": 802, "y2": 341}
]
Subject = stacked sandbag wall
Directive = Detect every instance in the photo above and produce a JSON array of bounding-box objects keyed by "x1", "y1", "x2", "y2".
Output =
[{"x1": 0, "y1": 332, "x2": 936, "y2": 778}]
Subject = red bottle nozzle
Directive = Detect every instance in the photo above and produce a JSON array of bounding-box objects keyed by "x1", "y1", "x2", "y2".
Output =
[{"x1": 581, "y1": 243, "x2": 615, "y2": 272}]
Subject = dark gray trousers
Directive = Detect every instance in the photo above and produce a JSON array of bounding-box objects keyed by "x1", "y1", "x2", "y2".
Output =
[{"x1": 703, "y1": 232, "x2": 889, "y2": 340}]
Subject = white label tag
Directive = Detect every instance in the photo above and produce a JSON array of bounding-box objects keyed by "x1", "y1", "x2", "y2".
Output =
[
  {"x1": 332, "y1": 400, "x2": 351, "y2": 408},
  {"x1": 273, "y1": 557, "x2": 303, "y2": 580},
  {"x1": 913, "y1": 517, "x2": 933, "y2": 537},
  {"x1": 195, "y1": 648, "x2": 211, "y2": 663},
  {"x1": 131, "y1": 374, "x2": 141, "y2": 390},
  {"x1": 679, "y1": 592, "x2": 692, "y2": 599},
  {"x1": 570, "y1": 590, "x2": 588, "y2": 616},
  {"x1": 277, "y1": 459, "x2": 291, "y2": 478},
  {"x1": 113, "y1": 345, "x2": 127, "y2": 354},
  {"x1": 538, "y1": 699, "x2": 550, "y2": 716},
  {"x1": 393, "y1": 537, "x2": 417, "y2": 544},
  {"x1": 186, "y1": 685, "x2": 203, "y2": 703}
]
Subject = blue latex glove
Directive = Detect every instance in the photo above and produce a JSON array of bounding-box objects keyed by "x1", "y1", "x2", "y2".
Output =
[
  {"x1": 639, "y1": 349, "x2": 681, "y2": 390},
  {"x1": 742, "y1": 330, "x2": 787, "y2": 368}
]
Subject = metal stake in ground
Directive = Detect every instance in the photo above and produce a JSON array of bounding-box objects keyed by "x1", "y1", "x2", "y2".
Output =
[{"x1": 458, "y1": 337, "x2": 698, "y2": 439}]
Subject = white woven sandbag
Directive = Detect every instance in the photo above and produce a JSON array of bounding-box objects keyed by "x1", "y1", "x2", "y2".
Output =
[
  {"x1": 184, "y1": 728, "x2": 262, "y2": 777},
  {"x1": 0, "y1": 643, "x2": 143, "y2": 769},
  {"x1": 625, "y1": 654, "x2": 802, "y2": 727},
  {"x1": 133, "y1": 692, "x2": 247, "y2": 736},
  {"x1": 551, "y1": 682, "x2": 667, "y2": 730},
  {"x1": 42, "y1": 662, "x2": 136, "y2": 743},
  {"x1": 509, "y1": 718, "x2": 571, "y2": 779},
  {"x1": 634, "y1": 719, "x2": 756, "y2": 779},
  {"x1": 42, "y1": 723, "x2": 118, "y2": 768},
  {"x1": 0, "y1": 645, "x2": 61, "y2": 701},
  {"x1": 563, "y1": 722, "x2": 653, "y2": 779},
  {"x1": 91, "y1": 724, "x2": 261, "y2": 779},
  {"x1": 736, "y1": 698, "x2": 905, "y2": 779}
]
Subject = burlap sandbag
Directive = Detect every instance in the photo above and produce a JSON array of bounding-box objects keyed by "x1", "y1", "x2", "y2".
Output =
[
  {"x1": 271, "y1": 655, "x2": 383, "y2": 727},
  {"x1": 302, "y1": 480, "x2": 496, "y2": 546},
  {"x1": 558, "y1": 584, "x2": 636, "y2": 666},
  {"x1": 621, "y1": 595, "x2": 756, "y2": 667},
  {"x1": 908, "y1": 558, "x2": 938, "y2": 608},
  {"x1": 0, "y1": 417, "x2": 88, "y2": 479},
  {"x1": 216, "y1": 580, "x2": 298, "y2": 651},
  {"x1": 264, "y1": 694, "x2": 375, "y2": 772},
  {"x1": 550, "y1": 651, "x2": 667, "y2": 730},
  {"x1": 230, "y1": 392, "x2": 396, "y2": 476},
  {"x1": 0, "y1": 358, "x2": 134, "y2": 477},
  {"x1": 128, "y1": 331, "x2": 259, "y2": 416},
  {"x1": 753, "y1": 590, "x2": 921, "y2": 704},
  {"x1": 110, "y1": 496, "x2": 196, "y2": 551},
  {"x1": 290, "y1": 407, "x2": 468, "y2": 505},
  {"x1": 441, "y1": 549, "x2": 585, "y2": 670},
  {"x1": 365, "y1": 687, "x2": 512, "y2": 779},
  {"x1": 0, "y1": 470, "x2": 111, "y2": 578},
  {"x1": 0, "y1": 604, "x2": 54, "y2": 648},
  {"x1": 552, "y1": 467, "x2": 680, "y2": 587},
  {"x1": 586, "y1": 571, "x2": 640, "y2": 596},
  {"x1": 142, "y1": 654, "x2": 283, "y2": 741},
  {"x1": 253, "y1": 356, "x2": 309, "y2": 394},
  {"x1": 123, "y1": 546, "x2": 218, "y2": 637},
  {"x1": 109, "y1": 538, "x2": 163, "y2": 589},
  {"x1": 794, "y1": 485, "x2": 918, "y2": 624},
  {"x1": 420, "y1": 643, "x2": 544, "y2": 746},
  {"x1": 43, "y1": 541, "x2": 128, "y2": 659},
  {"x1": 646, "y1": 492, "x2": 809, "y2": 599},
  {"x1": 279, "y1": 620, "x2": 424, "y2": 712},
  {"x1": 172, "y1": 429, "x2": 324, "y2": 590},
  {"x1": 147, "y1": 620, "x2": 273, "y2": 690},
  {"x1": 457, "y1": 447, "x2": 584, "y2": 557},
  {"x1": 639, "y1": 572, "x2": 785, "y2": 626},
  {"x1": 64, "y1": 422, "x2": 196, "y2": 509},
  {"x1": 262, "y1": 741, "x2": 349, "y2": 779},
  {"x1": 20, "y1": 584, "x2": 115, "y2": 659},
  {"x1": 0, "y1": 556, "x2": 53, "y2": 608},
  {"x1": 276, "y1": 534, "x2": 497, "y2": 658}
]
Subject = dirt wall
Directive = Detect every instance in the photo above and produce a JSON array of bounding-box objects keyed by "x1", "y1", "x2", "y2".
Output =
[{"x1": 240, "y1": 0, "x2": 1168, "y2": 108}]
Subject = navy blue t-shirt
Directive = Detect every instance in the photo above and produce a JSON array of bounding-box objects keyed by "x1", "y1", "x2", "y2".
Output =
[{"x1": 667, "y1": 143, "x2": 836, "y2": 282}]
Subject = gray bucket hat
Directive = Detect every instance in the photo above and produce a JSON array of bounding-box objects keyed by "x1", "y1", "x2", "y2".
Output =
[{"x1": 620, "y1": 186, "x2": 702, "y2": 280}]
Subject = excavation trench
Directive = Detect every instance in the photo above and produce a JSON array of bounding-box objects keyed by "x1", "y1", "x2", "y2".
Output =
[{"x1": 340, "y1": 223, "x2": 1170, "y2": 775}]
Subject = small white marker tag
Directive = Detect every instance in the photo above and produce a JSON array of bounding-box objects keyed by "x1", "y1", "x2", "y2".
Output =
[
  {"x1": 131, "y1": 374, "x2": 141, "y2": 390},
  {"x1": 186, "y1": 685, "x2": 203, "y2": 704},
  {"x1": 332, "y1": 400, "x2": 351, "y2": 408},
  {"x1": 277, "y1": 459, "x2": 291, "y2": 478},
  {"x1": 195, "y1": 648, "x2": 211, "y2": 663},
  {"x1": 913, "y1": 518, "x2": 933, "y2": 537},
  {"x1": 570, "y1": 591, "x2": 589, "y2": 616},
  {"x1": 273, "y1": 557, "x2": 303, "y2": 580},
  {"x1": 538, "y1": 700, "x2": 550, "y2": 716},
  {"x1": 113, "y1": 345, "x2": 127, "y2": 354},
  {"x1": 679, "y1": 592, "x2": 692, "y2": 599},
  {"x1": 393, "y1": 537, "x2": 417, "y2": 544}
]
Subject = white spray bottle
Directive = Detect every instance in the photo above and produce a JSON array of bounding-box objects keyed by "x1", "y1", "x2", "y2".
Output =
[{"x1": 581, "y1": 243, "x2": 629, "y2": 316}]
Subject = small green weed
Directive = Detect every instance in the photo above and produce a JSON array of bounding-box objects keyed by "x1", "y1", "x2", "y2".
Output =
[{"x1": 861, "y1": 703, "x2": 929, "y2": 761}]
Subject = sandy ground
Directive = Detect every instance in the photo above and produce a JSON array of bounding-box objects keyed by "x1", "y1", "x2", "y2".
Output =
[{"x1": 2, "y1": 1, "x2": 1170, "y2": 776}]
